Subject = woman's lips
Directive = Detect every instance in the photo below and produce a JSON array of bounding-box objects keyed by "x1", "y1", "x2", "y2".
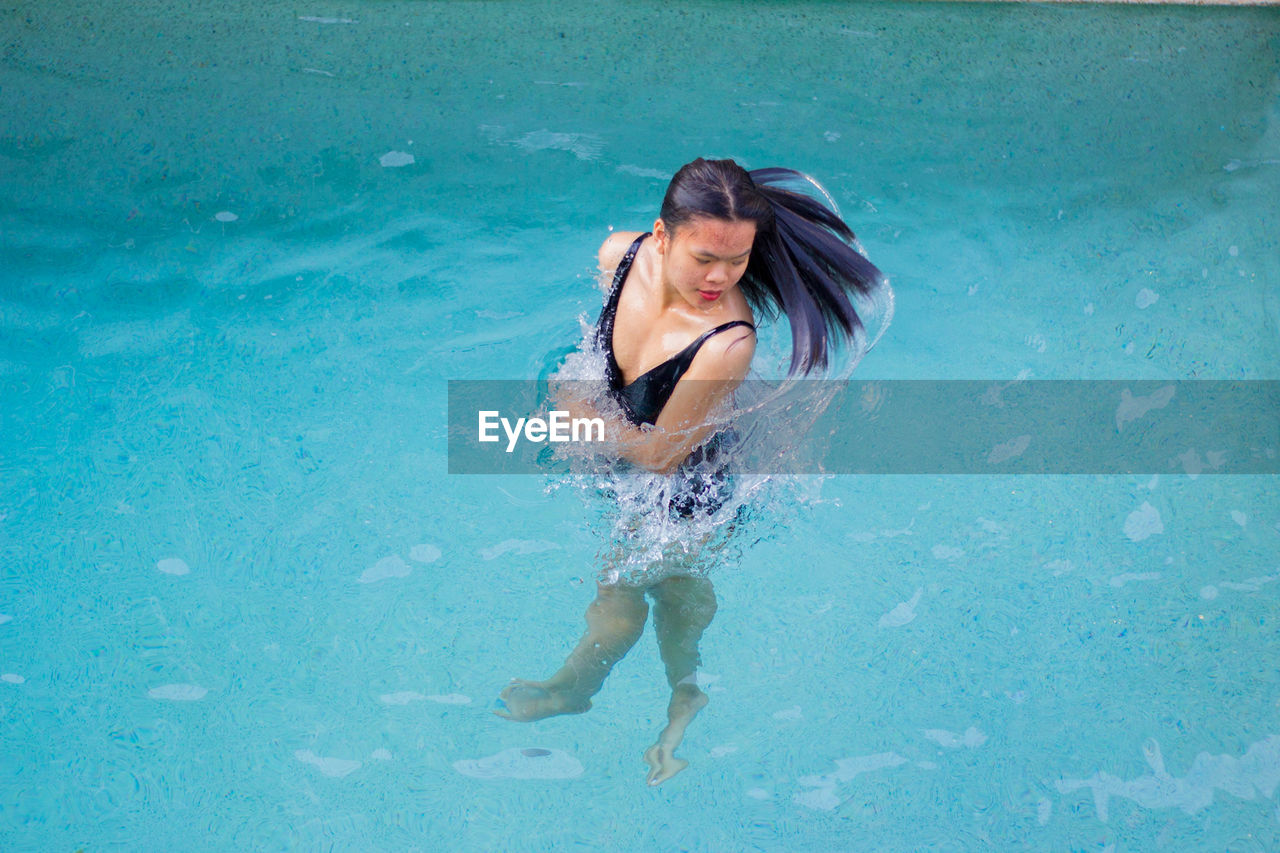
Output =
[{"x1": 698, "y1": 290, "x2": 722, "y2": 301}]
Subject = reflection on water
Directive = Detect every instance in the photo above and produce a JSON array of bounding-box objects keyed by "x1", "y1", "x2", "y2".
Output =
[{"x1": 1057, "y1": 735, "x2": 1280, "y2": 822}]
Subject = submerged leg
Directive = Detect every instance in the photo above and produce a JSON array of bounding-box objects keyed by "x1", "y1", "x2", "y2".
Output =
[
  {"x1": 496, "y1": 582, "x2": 648, "y2": 722},
  {"x1": 643, "y1": 575, "x2": 718, "y2": 785}
]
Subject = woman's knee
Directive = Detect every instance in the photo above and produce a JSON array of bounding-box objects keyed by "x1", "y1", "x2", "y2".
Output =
[
  {"x1": 587, "y1": 584, "x2": 649, "y2": 634},
  {"x1": 653, "y1": 576, "x2": 717, "y2": 616}
]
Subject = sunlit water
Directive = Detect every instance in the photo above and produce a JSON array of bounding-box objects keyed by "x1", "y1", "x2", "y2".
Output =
[{"x1": 2, "y1": 1, "x2": 1278, "y2": 850}]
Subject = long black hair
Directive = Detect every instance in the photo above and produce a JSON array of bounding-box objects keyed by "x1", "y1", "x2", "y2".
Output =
[{"x1": 660, "y1": 158, "x2": 885, "y2": 375}]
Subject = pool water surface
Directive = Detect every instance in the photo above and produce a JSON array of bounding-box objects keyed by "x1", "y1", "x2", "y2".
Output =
[{"x1": 2, "y1": 1, "x2": 1278, "y2": 850}]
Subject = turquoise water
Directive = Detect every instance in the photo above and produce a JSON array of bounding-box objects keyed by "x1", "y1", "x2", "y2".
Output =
[{"x1": 2, "y1": 1, "x2": 1279, "y2": 849}]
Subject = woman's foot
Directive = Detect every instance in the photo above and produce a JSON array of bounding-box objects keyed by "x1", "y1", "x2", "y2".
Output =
[
  {"x1": 493, "y1": 679, "x2": 591, "y2": 722},
  {"x1": 643, "y1": 743, "x2": 689, "y2": 786},
  {"x1": 642, "y1": 684, "x2": 708, "y2": 785}
]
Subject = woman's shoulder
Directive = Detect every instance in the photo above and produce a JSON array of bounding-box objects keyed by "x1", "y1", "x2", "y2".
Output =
[
  {"x1": 684, "y1": 319, "x2": 757, "y2": 383},
  {"x1": 597, "y1": 230, "x2": 647, "y2": 274}
]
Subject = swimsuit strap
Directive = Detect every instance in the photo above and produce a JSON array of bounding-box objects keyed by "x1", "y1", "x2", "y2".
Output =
[
  {"x1": 600, "y1": 232, "x2": 650, "y2": 326},
  {"x1": 674, "y1": 320, "x2": 757, "y2": 367},
  {"x1": 610, "y1": 233, "x2": 649, "y2": 293},
  {"x1": 596, "y1": 233, "x2": 650, "y2": 383}
]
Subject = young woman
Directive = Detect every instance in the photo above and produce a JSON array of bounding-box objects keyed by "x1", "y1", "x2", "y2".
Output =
[{"x1": 495, "y1": 158, "x2": 887, "y2": 785}]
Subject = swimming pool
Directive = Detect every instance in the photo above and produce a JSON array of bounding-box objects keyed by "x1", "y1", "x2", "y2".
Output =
[{"x1": 2, "y1": 0, "x2": 1278, "y2": 849}]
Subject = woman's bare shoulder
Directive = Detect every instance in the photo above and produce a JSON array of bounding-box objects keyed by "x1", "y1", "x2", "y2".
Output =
[
  {"x1": 686, "y1": 323, "x2": 757, "y2": 383},
  {"x1": 597, "y1": 230, "x2": 647, "y2": 274}
]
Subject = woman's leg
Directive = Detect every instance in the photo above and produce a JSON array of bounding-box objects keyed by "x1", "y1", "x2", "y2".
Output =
[
  {"x1": 496, "y1": 581, "x2": 649, "y2": 722},
  {"x1": 643, "y1": 574, "x2": 718, "y2": 785}
]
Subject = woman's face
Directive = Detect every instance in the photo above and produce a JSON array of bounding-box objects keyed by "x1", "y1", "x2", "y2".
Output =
[{"x1": 657, "y1": 216, "x2": 756, "y2": 308}]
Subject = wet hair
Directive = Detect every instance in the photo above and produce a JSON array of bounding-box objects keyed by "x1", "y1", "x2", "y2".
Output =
[{"x1": 660, "y1": 157, "x2": 885, "y2": 374}]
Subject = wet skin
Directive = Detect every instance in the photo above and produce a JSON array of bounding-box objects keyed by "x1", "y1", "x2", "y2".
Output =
[{"x1": 496, "y1": 575, "x2": 717, "y2": 786}]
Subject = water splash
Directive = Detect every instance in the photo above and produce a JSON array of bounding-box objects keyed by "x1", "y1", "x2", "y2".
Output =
[{"x1": 542, "y1": 215, "x2": 893, "y2": 585}]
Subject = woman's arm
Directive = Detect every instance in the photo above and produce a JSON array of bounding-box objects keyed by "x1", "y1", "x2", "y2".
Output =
[
  {"x1": 613, "y1": 328, "x2": 756, "y2": 474},
  {"x1": 551, "y1": 328, "x2": 754, "y2": 475}
]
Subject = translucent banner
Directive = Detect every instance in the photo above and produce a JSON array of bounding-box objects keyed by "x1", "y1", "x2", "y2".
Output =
[{"x1": 447, "y1": 380, "x2": 1280, "y2": 475}]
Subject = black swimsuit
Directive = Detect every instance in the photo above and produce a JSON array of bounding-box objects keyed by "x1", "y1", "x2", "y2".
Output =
[
  {"x1": 595, "y1": 232, "x2": 754, "y2": 517},
  {"x1": 596, "y1": 233, "x2": 755, "y2": 426}
]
